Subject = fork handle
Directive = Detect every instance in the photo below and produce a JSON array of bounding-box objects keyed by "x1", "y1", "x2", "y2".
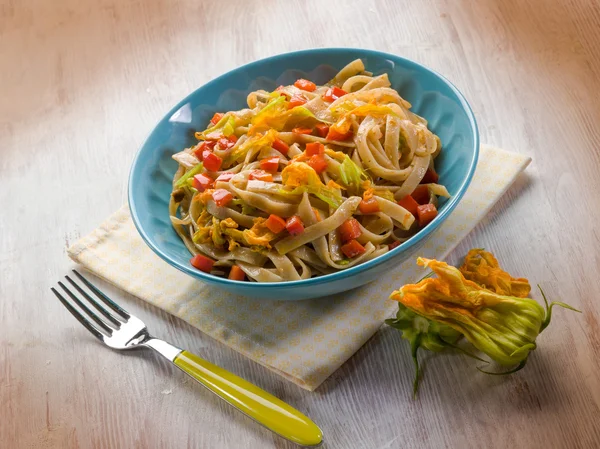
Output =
[{"x1": 169, "y1": 349, "x2": 322, "y2": 447}]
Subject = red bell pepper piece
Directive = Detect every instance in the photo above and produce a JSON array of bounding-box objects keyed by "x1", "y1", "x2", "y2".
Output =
[
  {"x1": 420, "y1": 168, "x2": 439, "y2": 184},
  {"x1": 203, "y1": 152, "x2": 223, "y2": 172},
  {"x1": 190, "y1": 254, "x2": 215, "y2": 273},
  {"x1": 272, "y1": 138, "x2": 290, "y2": 155},
  {"x1": 288, "y1": 94, "x2": 307, "y2": 108},
  {"x1": 417, "y1": 203, "x2": 438, "y2": 227},
  {"x1": 210, "y1": 113, "x2": 224, "y2": 125},
  {"x1": 212, "y1": 188, "x2": 233, "y2": 207},
  {"x1": 341, "y1": 239, "x2": 366, "y2": 258},
  {"x1": 307, "y1": 154, "x2": 328, "y2": 173},
  {"x1": 192, "y1": 173, "x2": 214, "y2": 192},
  {"x1": 193, "y1": 141, "x2": 216, "y2": 160},
  {"x1": 260, "y1": 156, "x2": 280, "y2": 172},
  {"x1": 265, "y1": 214, "x2": 287, "y2": 234},
  {"x1": 248, "y1": 170, "x2": 273, "y2": 182},
  {"x1": 294, "y1": 79, "x2": 317, "y2": 92},
  {"x1": 285, "y1": 216, "x2": 305, "y2": 236},
  {"x1": 315, "y1": 124, "x2": 330, "y2": 137},
  {"x1": 218, "y1": 137, "x2": 235, "y2": 150},
  {"x1": 323, "y1": 86, "x2": 347, "y2": 102},
  {"x1": 411, "y1": 185, "x2": 430, "y2": 205},
  {"x1": 305, "y1": 142, "x2": 324, "y2": 156},
  {"x1": 228, "y1": 265, "x2": 246, "y2": 281},
  {"x1": 397, "y1": 195, "x2": 420, "y2": 217},
  {"x1": 338, "y1": 218, "x2": 362, "y2": 243}
]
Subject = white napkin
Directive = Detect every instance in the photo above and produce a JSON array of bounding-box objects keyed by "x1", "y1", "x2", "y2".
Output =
[{"x1": 68, "y1": 145, "x2": 530, "y2": 390}]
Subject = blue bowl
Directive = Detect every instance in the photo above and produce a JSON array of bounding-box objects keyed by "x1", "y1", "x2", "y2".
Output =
[{"x1": 129, "y1": 48, "x2": 479, "y2": 300}]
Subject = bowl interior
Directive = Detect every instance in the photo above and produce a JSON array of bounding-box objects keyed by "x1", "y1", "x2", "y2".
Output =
[{"x1": 129, "y1": 48, "x2": 478, "y2": 292}]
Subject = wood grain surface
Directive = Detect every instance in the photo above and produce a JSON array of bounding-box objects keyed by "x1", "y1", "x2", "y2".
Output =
[{"x1": 2, "y1": 0, "x2": 600, "y2": 448}]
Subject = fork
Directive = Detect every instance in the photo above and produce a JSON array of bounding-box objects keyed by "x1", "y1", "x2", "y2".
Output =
[{"x1": 51, "y1": 270, "x2": 323, "y2": 447}]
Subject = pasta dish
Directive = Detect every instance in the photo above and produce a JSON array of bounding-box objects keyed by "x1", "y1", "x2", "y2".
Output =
[{"x1": 169, "y1": 59, "x2": 449, "y2": 282}]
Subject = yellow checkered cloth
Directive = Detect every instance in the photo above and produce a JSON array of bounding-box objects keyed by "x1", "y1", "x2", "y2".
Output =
[{"x1": 68, "y1": 145, "x2": 530, "y2": 390}]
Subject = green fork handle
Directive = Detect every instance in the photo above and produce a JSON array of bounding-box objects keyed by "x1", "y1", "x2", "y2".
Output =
[{"x1": 173, "y1": 350, "x2": 323, "y2": 447}]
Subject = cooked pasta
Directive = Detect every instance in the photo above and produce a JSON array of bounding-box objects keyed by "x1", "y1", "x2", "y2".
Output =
[{"x1": 169, "y1": 59, "x2": 449, "y2": 282}]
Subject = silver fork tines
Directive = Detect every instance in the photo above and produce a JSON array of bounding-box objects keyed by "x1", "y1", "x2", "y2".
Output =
[
  {"x1": 64, "y1": 275, "x2": 122, "y2": 328},
  {"x1": 51, "y1": 270, "x2": 148, "y2": 350},
  {"x1": 71, "y1": 270, "x2": 130, "y2": 320},
  {"x1": 51, "y1": 285, "x2": 107, "y2": 340}
]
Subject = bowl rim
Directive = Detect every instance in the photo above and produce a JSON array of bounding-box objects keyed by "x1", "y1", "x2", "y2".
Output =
[{"x1": 129, "y1": 47, "x2": 479, "y2": 290}]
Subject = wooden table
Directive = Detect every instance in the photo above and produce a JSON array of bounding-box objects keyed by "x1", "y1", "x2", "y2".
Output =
[{"x1": 2, "y1": 0, "x2": 599, "y2": 447}]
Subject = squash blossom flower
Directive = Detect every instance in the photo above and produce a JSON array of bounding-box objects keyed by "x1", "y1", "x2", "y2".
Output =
[
  {"x1": 459, "y1": 248, "x2": 531, "y2": 298},
  {"x1": 389, "y1": 252, "x2": 579, "y2": 392}
]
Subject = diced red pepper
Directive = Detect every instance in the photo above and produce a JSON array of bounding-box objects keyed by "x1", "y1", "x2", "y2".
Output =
[
  {"x1": 216, "y1": 172, "x2": 235, "y2": 182},
  {"x1": 201, "y1": 148, "x2": 213, "y2": 161},
  {"x1": 192, "y1": 173, "x2": 214, "y2": 192},
  {"x1": 411, "y1": 185, "x2": 430, "y2": 205},
  {"x1": 292, "y1": 127, "x2": 313, "y2": 135},
  {"x1": 326, "y1": 127, "x2": 352, "y2": 141},
  {"x1": 260, "y1": 156, "x2": 280, "y2": 172},
  {"x1": 388, "y1": 240, "x2": 401, "y2": 250},
  {"x1": 265, "y1": 214, "x2": 287, "y2": 234},
  {"x1": 288, "y1": 94, "x2": 307, "y2": 108},
  {"x1": 308, "y1": 154, "x2": 328, "y2": 173},
  {"x1": 338, "y1": 218, "x2": 362, "y2": 243},
  {"x1": 417, "y1": 203, "x2": 438, "y2": 227},
  {"x1": 190, "y1": 254, "x2": 215, "y2": 273},
  {"x1": 397, "y1": 195, "x2": 420, "y2": 217},
  {"x1": 285, "y1": 215, "x2": 305, "y2": 236},
  {"x1": 341, "y1": 239, "x2": 366, "y2": 258},
  {"x1": 323, "y1": 86, "x2": 347, "y2": 102},
  {"x1": 210, "y1": 112, "x2": 224, "y2": 125},
  {"x1": 315, "y1": 124, "x2": 330, "y2": 137},
  {"x1": 193, "y1": 145, "x2": 206, "y2": 161},
  {"x1": 228, "y1": 134, "x2": 238, "y2": 144},
  {"x1": 359, "y1": 197, "x2": 380, "y2": 214},
  {"x1": 294, "y1": 79, "x2": 317, "y2": 92},
  {"x1": 305, "y1": 142, "x2": 324, "y2": 156},
  {"x1": 420, "y1": 168, "x2": 439, "y2": 184},
  {"x1": 248, "y1": 170, "x2": 273, "y2": 182},
  {"x1": 272, "y1": 138, "x2": 290, "y2": 155},
  {"x1": 228, "y1": 265, "x2": 246, "y2": 281},
  {"x1": 193, "y1": 141, "x2": 216, "y2": 160},
  {"x1": 218, "y1": 137, "x2": 235, "y2": 150},
  {"x1": 203, "y1": 152, "x2": 223, "y2": 172},
  {"x1": 212, "y1": 188, "x2": 233, "y2": 207}
]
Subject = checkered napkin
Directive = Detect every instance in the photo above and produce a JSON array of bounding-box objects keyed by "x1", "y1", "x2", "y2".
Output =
[{"x1": 68, "y1": 145, "x2": 530, "y2": 390}]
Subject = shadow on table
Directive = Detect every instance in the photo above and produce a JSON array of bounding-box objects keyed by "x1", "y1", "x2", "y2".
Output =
[{"x1": 321, "y1": 322, "x2": 568, "y2": 412}]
